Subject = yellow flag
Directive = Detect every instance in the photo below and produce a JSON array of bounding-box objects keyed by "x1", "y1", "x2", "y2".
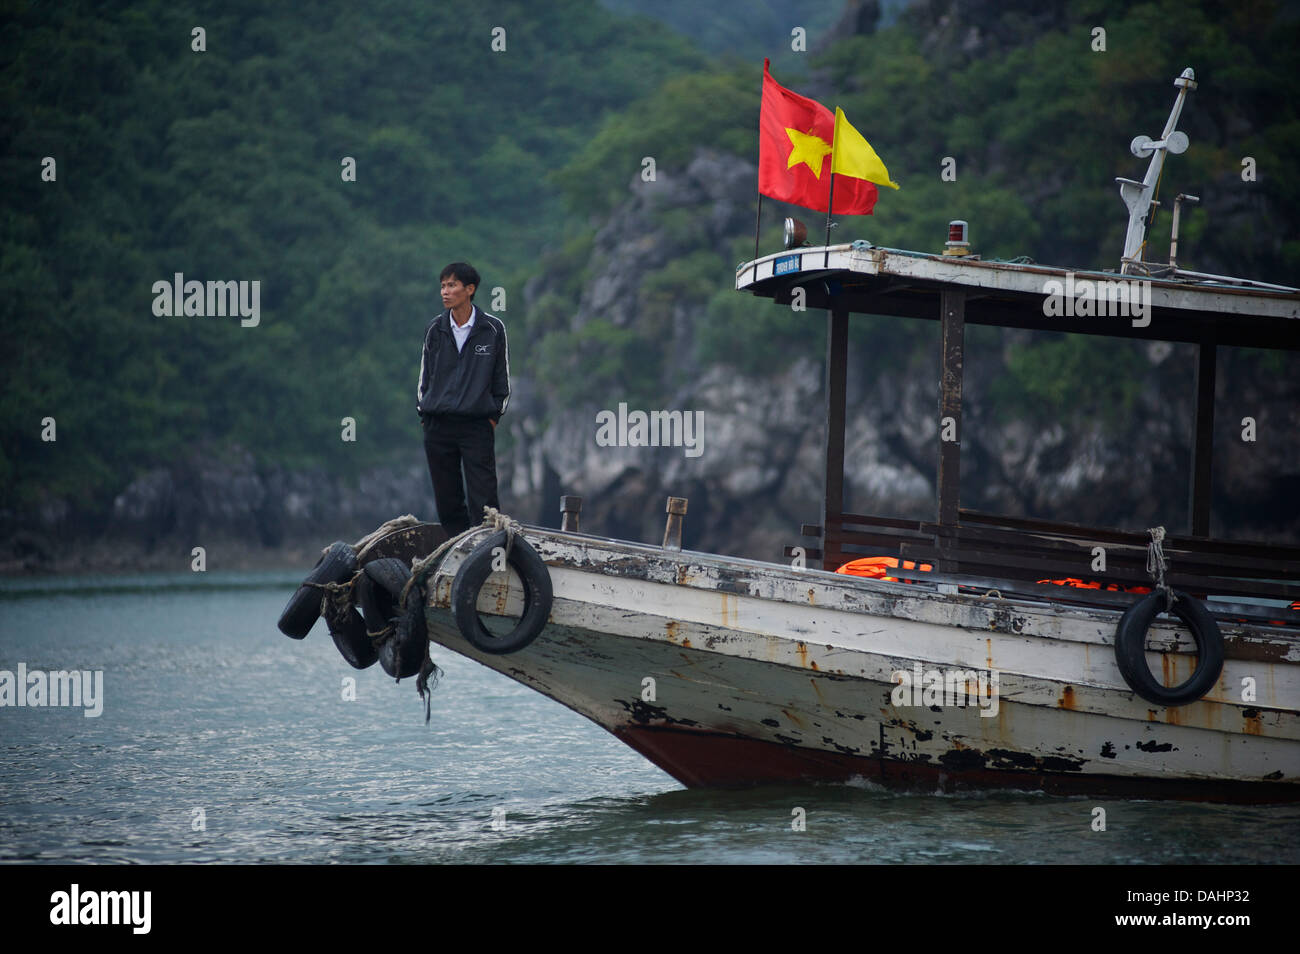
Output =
[{"x1": 832, "y1": 107, "x2": 899, "y2": 189}]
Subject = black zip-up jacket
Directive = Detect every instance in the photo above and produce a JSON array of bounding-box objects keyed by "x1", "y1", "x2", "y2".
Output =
[{"x1": 416, "y1": 305, "x2": 510, "y2": 422}]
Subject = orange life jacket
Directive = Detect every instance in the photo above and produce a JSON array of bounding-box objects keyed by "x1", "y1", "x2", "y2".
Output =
[
  {"x1": 837, "y1": 556, "x2": 933, "y2": 583},
  {"x1": 1038, "y1": 577, "x2": 1151, "y2": 594}
]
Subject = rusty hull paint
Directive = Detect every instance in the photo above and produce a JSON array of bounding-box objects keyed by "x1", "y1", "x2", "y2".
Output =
[
  {"x1": 421, "y1": 525, "x2": 1300, "y2": 801},
  {"x1": 612, "y1": 725, "x2": 1300, "y2": 803},
  {"x1": 510, "y1": 532, "x2": 1299, "y2": 667}
]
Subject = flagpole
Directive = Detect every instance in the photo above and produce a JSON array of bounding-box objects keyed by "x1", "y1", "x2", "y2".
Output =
[
  {"x1": 752, "y1": 59, "x2": 770, "y2": 285},
  {"x1": 824, "y1": 172, "x2": 835, "y2": 267}
]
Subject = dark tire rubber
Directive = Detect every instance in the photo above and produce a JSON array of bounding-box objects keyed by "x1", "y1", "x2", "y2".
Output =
[
  {"x1": 363, "y1": 557, "x2": 410, "y2": 600},
  {"x1": 357, "y1": 557, "x2": 407, "y2": 632},
  {"x1": 381, "y1": 588, "x2": 427, "y2": 680},
  {"x1": 326, "y1": 605, "x2": 379, "y2": 670},
  {"x1": 359, "y1": 558, "x2": 419, "y2": 678},
  {"x1": 1114, "y1": 589, "x2": 1224, "y2": 706},
  {"x1": 451, "y1": 530, "x2": 552, "y2": 655},
  {"x1": 277, "y1": 541, "x2": 358, "y2": 639}
]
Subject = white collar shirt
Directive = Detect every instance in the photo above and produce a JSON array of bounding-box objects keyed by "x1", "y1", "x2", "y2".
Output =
[{"x1": 450, "y1": 305, "x2": 476, "y2": 352}]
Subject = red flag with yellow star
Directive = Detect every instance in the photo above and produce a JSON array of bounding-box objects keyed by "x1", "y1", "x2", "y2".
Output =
[{"x1": 758, "y1": 60, "x2": 878, "y2": 215}]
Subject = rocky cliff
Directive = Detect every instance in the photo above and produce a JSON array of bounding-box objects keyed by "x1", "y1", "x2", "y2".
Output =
[{"x1": 6, "y1": 0, "x2": 1296, "y2": 574}]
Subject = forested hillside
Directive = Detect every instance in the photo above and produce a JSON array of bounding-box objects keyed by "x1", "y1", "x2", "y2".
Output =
[
  {"x1": 1, "y1": 0, "x2": 704, "y2": 514},
  {"x1": 525, "y1": 0, "x2": 1299, "y2": 552},
  {"x1": 3, "y1": 0, "x2": 1297, "y2": 564},
  {"x1": 550, "y1": 0, "x2": 1298, "y2": 410}
]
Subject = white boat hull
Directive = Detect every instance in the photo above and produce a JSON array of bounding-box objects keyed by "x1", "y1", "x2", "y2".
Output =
[{"x1": 420, "y1": 527, "x2": 1300, "y2": 801}]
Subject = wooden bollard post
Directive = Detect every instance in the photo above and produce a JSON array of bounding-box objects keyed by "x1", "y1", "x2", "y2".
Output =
[
  {"x1": 560, "y1": 495, "x2": 583, "y2": 532},
  {"x1": 663, "y1": 497, "x2": 687, "y2": 551}
]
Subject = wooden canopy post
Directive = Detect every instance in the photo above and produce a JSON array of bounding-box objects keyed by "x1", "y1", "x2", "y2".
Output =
[
  {"x1": 936, "y1": 290, "x2": 966, "y2": 571},
  {"x1": 822, "y1": 306, "x2": 849, "y2": 571},
  {"x1": 1189, "y1": 330, "x2": 1217, "y2": 536}
]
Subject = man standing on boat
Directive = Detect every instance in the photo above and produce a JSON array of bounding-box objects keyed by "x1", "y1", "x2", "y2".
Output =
[{"x1": 417, "y1": 262, "x2": 510, "y2": 537}]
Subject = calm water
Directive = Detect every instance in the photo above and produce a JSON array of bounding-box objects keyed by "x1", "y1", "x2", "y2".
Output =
[{"x1": 1, "y1": 572, "x2": 1296, "y2": 865}]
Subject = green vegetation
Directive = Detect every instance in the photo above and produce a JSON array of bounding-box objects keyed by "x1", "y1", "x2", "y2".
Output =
[
  {"x1": 3, "y1": 0, "x2": 1297, "y2": 517},
  {"x1": 550, "y1": 0, "x2": 1299, "y2": 427},
  {"x1": 1, "y1": 0, "x2": 705, "y2": 510},
  {"x1": 599, "y1": 0, "x2": 850, "y2": 63}
]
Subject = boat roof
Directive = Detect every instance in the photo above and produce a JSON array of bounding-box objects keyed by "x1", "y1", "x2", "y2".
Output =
[{"x1": 736, "y1": 242, "x2": 1300, "y2": 351}]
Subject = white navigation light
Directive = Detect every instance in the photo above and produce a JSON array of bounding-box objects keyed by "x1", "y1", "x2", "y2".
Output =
[{"x1": 783, "y1": 217, "x2": 808, "y2": 249}]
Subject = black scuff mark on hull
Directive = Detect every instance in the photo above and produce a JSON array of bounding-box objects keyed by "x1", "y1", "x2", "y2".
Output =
[
  {"x1": 774, "y1": 734, "x2": 801, "y2": 745},
  {"x1": 939, "y1": 748, "x2": 987, "y2": 771},
  {"x1": 986, "y1": 748, "x2": 1086, "y2": 773},
  {"x1": 1100, "y1": 741, "x2": 1117, "y2": 759},
  {"x1": 580, "y1": 556, "x2": 653, "y2": 578},
  {"x1": 1135, "y1": 740, "x2": 1176, "y2": 753},
  {"x1": 1264, "y1": 770, "x2": 1284, "y2": 780},
  {"x1": 761, "y1": 718, "x2": 780, "y2": 728},
  {"x1": 717, "y1": 703, "x2": 732, "y2": 711},
  {"x1": 615, "y1": 698, "x2": 699, "y2": 727},
  {"x1": 989, "y1": 606, "x2": 1027, "y2": 634}
]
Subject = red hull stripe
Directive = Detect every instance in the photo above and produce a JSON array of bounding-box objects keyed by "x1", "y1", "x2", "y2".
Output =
[{"x1": 613, "y1": 726, "x2": 1299, "y2": 804}]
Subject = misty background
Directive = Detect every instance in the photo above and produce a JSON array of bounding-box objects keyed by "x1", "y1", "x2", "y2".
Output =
[{"x1": 2, "y1": 0, "x2": 1297, "y2": 573}]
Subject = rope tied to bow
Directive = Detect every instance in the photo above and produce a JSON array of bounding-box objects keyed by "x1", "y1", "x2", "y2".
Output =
[
  {"x1": 1146, "y1": 526, "x2": 1174, "y2": 613},
  {"x1": 403, "y1": 507, "x2": 523, "y2": 723},
  {"x1": 306, "y1": 571, "x2": 362, "y2": 627},
  {"x1": 483, "y1": 505, "x2": 523, "y2": 570}
]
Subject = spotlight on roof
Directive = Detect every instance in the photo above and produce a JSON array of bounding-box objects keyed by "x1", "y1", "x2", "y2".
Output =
[{"x1": 783, "y1": 217, "x2": 808, "y2": 249}]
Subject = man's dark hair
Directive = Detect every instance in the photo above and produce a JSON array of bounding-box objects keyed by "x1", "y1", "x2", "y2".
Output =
[{"x1": 440, "y1": 262, "x2": 480, "y2": 298}]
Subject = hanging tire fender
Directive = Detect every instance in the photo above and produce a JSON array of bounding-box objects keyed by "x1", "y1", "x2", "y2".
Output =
[
  {"x1": 357, "y1": 556, "x2": 406, "y2": 635},
  {"x1": 277, "y1": 541, "x2": 358, "y2": 639},
  {"x1": 1113, "y1": 589, "x2": 1224, "y2": 706},
  {"x1": 383, "y1": 588, "x2": 428, "y2": 680},
  {"x1": 358, "y1": 558, "x2": 426, "y2": 679},
  {"x1": 451, "y1": 530, "x2": 553, "y2": 655},
  {"x1": 325, "y1": 604, "x2": 379, "y2": 670}
]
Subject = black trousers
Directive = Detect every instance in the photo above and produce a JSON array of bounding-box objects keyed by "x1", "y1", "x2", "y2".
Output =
[{"x1": 422, "y1": 414, "x2": 499, "y2": 537}]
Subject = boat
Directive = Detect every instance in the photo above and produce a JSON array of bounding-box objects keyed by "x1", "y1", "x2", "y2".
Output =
[{"x1": 279, "y1": 68, "x2": 1300, "y2": 803}]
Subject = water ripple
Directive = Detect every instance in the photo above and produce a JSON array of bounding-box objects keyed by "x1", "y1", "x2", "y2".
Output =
[{"x1": 1, "y1": 576, "x2": 1297, "y2": 863}]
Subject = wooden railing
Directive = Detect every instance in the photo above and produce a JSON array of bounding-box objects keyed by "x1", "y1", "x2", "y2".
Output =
[{"x1": 785, "y1": 508, "x2": 1300, "y2": 609}]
